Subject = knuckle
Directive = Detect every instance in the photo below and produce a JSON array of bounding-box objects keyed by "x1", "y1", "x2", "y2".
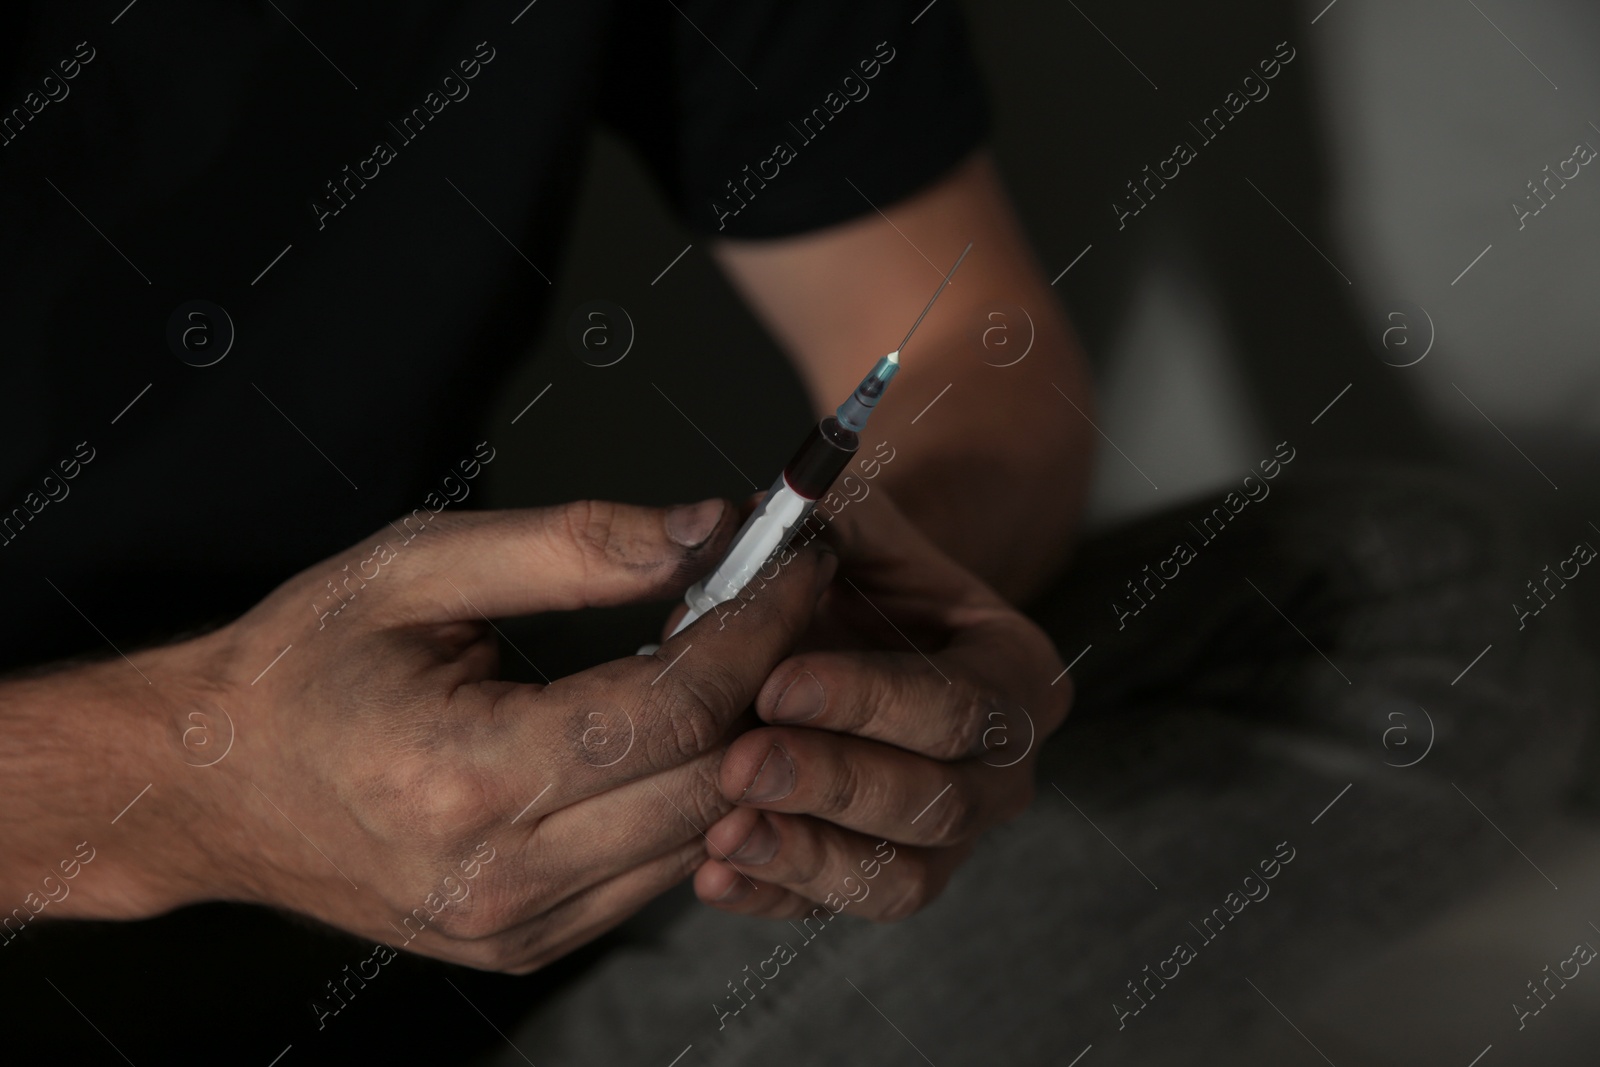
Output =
[
  {"x1": 854, "y1": 661, "x2": 901, "y2": 735},
  {"x1": 558, "y1": 499, "x2": 621, "y2": 570},
  {"x1": 635, "y1": 655, "x2": 743, "y2": 767},
  {"x1": 378, "y1": 759, "x2": 493, "y2": 843},
  {"x1": 922, "y1": 786, "x2": 977, "y2": 846},
  {"x1": 677, "y1": 755, "x2": 735, "y2": 829},
  {"x1": 774, "y1": 817, "x2": 827, "y2": 884},
  {"x1": 665, "y1": 703, "x2": 717, "y2": 765},
  {"x1": 565, "y1": 696, "x2": 640, "y2": 769},
  {"x1": 508, "y1": 877, "x2": 561, "y2": 927},
  {"x1": 678, "y1": 658, "x2": 744, "y2": 731},
  {"x1": 820, "y1": 750, "x2": 867, "y2": 819},
  {"x1": 429, "y1": 888, "x2": 514, "y2": 941},
  {"x1": 665, "y1": 836, "x2": 713, "y2": 880},
  {"x1": 413, "y1": 770, "x2": 493, "y2": 841},
  {"x1": 939, "y1": 683, "x2": 991, "y2": 760},
  {"x1": 635, "y1": 681, "x2": 721, "y2": 767}
]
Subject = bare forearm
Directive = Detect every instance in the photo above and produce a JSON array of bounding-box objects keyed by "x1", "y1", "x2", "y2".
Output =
[
  {"x1": 713, "y1": 151, "x2": 1097, "y2": 601},
  {"x1": 849, "y1": 315, "x2": 1094, "y2": 601}
]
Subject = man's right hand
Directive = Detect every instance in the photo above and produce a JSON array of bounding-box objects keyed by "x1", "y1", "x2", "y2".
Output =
[{"x1": 1, "y1": 499, "x2": 834, "y2": 973}]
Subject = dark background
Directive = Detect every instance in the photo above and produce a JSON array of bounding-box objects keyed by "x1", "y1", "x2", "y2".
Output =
[{"x1": 7, "y1": 0, "x2": 1600, "y2": 1063}]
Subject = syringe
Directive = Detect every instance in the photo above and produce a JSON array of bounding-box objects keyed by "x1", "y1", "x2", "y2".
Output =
[{"x1": 665, "y1": 241, "x2": 973, "y2": 638}]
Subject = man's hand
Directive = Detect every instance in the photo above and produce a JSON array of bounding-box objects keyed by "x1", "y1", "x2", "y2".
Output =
[
  {"x1": 3, "y1": 499, "x2": 836, "y2": 973},
  {"x1": 691, "y1": 488, "x2": 1070, "y2": 920}
]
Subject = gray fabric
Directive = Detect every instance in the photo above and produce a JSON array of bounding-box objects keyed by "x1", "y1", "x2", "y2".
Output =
[{"x1": 480, "y1": 467, "x2": 1596, "y2": 1066}]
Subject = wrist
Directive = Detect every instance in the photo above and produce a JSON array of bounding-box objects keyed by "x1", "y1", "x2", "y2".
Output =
[{"x1": 0, "y1": 637, "x2": 234, "y2": 925}]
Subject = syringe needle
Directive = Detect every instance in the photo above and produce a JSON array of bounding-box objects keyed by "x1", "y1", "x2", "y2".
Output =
[{"x1": 896, "y1": 241, "x2": 974, "y2": 356}]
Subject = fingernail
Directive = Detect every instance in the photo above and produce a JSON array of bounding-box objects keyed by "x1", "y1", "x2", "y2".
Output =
[
  {"x1": 770, "y1": 670, "x2": 825, "y2": 724},
  {"x1": 728, "y1": 815, "x2": 779, "y2": 866},
  {"x1": 715, "y1": 878, "x2": 752, "y2": 904},
  {"x1": 814, "y1": 548, "x2": 839, "y2": 593},
  {"x1": 666, "y1": 499, "x2": 725, "y2": 548},
  {"x1": 741, "y1": 744, "x2": 795, "y2": 804}
]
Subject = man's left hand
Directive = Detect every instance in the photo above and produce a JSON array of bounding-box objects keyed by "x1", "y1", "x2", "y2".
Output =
[{"x1": 691, "y1": 487, "x2": 1072, "y2": 921}]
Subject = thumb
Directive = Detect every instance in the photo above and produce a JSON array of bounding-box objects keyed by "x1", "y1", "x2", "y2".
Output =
[
  {"x1": 821, "y1": 487, "x2": 1005, "y2": 620},
  {"x1": 373, "y1": 498, "x2": 734, "y2": 623}
]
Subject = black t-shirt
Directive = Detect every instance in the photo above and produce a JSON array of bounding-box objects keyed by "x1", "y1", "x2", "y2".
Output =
[
  {"x1": 0, "y1": 0, "x2": 985, "y2": 671},
  {"x1": 0, "y1": 2, "x2": 986, "y2": 1063}
]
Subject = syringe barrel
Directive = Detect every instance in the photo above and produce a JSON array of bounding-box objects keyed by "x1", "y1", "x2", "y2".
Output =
[
  {"x1": 675, "y1": 473, "x2": 810, "y2": 634},
  {"x1": 672, "y1": 417, "x2": 859, "y2": 635},
  {"x1": 783, "y1": 415, "x2": 858, "y2": 498}
]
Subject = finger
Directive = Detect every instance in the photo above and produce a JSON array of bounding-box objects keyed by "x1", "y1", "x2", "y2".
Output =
[
  {"x1": 813, "y1": 481, "x2": 1005, "y2": 626},
  {"x1": 513, "y1": 744, "x2": 738, "y2": 911},
  {"x1": 660, "y1": 600, "x2": 691, "y2": 642},
  {"x1": 692, "y1": 805, "x2": 802, "y2": 913},
  {"x1": 696, "y1": 810, "x2": 966, "y2": 922},
  {"x1": 367, "y1": 498, "x2": 738, "y2": 624},
  {"x1": 403, "y1": 836, "x2": 708, "y2": 974},
  {"x1": 693, "y1": 863, "x2": 815, "y2": 919},
  {"x1": 689, "y1": 805, "x2": 815, "y2": 917},
  {"x1": 716, "y1": 725, "x2": 1032, "y2": 847},
  {"x1": 773, "y1": 487, "x2": 1072, "y2": 746},
  {"x1": 481, "y1": 543, "x2": 839, "y2": 800},
  {"x1": 754, "y1": 649, "x2": 1057, "y2": 761},
  {"x1": 650, "y1": 490, "x2": 780, "y2": 643}
]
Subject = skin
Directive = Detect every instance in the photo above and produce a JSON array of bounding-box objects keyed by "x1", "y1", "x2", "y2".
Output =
[
  {"x1": 690, "y1": 487, "x2": 1072, "y2": 920},
  {"x1": 695, "y1": 149, "x2": 1091, "y2": 917},
  {"x1": 0, "y1": 150, "x2": 1090, "y2": 968},
  {"x1": 0, "y1": 501, "x2": 834, "y2": 972},
  {"x1": 714, "y1": 150, "x2": 1095, "y2": 601}
]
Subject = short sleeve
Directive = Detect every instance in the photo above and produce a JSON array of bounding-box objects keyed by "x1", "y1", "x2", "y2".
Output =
[{"x1": 596, "y1": 0, "x2": 990, "y2": 238}]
